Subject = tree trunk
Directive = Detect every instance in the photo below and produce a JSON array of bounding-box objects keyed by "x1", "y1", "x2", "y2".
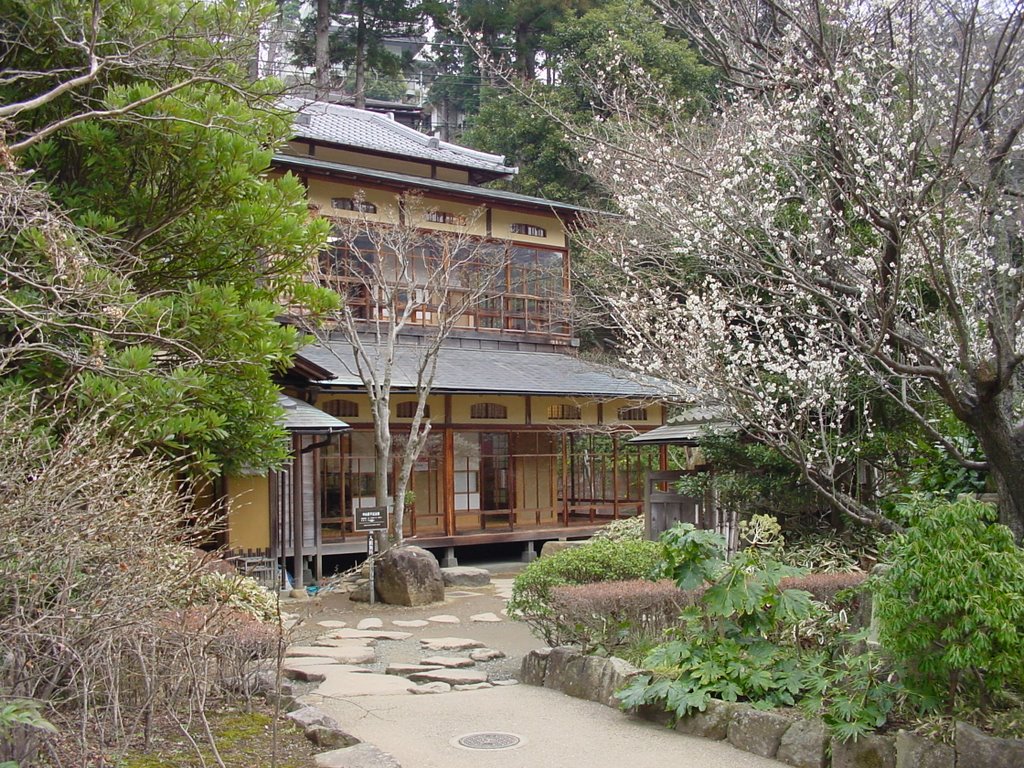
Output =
[
  {"x1": 354, "y1": 0, "x2": 367, "y2": 110},
  {"x1": 373, "y1": 397, "x2": 392, "y2": 546},
  {"x1": 964, "y1": 398, "x2": 1024, "y2": 542},
  {"x1": 314, "y1": 0, "x2": 330, "y2": 98}
]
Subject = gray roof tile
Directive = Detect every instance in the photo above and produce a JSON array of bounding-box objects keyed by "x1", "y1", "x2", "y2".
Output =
[
  {"x1": 278, "y1": 393, "x2": 349, "y2": 432},
  {"x1": 280, "y1": 98, "x2": 514, "y2": 176},
  {"x1": 297, "y1": 342, "x2": 670, "y2": 398},
  {"x1": 627, "y1": 406, "x2": 735, "y2": 445}
]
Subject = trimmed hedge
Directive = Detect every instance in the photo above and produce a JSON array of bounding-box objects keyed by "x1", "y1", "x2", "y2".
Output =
[
  {"x1": 508, "y1": 538, "x2": 661, "y2": 644},
  {"x1": 548, "y1": 579, "x2": 698, "y2": 651}
]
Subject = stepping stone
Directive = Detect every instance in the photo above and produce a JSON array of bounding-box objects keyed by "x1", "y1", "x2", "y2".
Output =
[
  {"x1": 409, "y1": 682, "x2": 451, "y2": 695},
  {"x1": 420, "y1": 656, "x2": 475, "y2": 668},
  {"x1": 470, "y1": 649, "x2": 505, "y2": 662},
  {"x1": 282, "y1": 655, "x2": 341, "y2": 667},
  {"x1": 327, "y1": 628, "x2": 413, "y2": 641},
  {"x1": 492, "y1": 678, "x2": 519, "y2": 686},
  {"x1": 314, "y1": 743, "x2": 402, "y2": 768},
  {"x1": 408, "y1": 668, "x2": 489, "y2": 686},
  {"x1": 470, "y1": 612, "x2": 502, "y2": 623},
  {"x1": 283, "y1": 619, "x2": 299, "y2": 631},
  {"x1": 318, "y1": 620, "x2": 348, "y2": 628},
  {"x1": 454, "y1": 682, "x2": 493, "y2": 691},
  {"x1": 286, "y1": 646, "x2": 376, "y2": 664},
  {"x1": 284, "y1": 663, "x2": 371, "y2": 683},
  {"x1": 442, "y1": 566, "x2": 491, "y2": 587},
  {"x1": 419, "y1": 637, "x2": 486, "y2": 651},
  {"x1": 314, "y1": 637, "x2": 375, "y2": 648},
  {"x1": 392, "y1": 619, "x2": 429, "y2": 628},
  {"x1": 287, "y1": 706, "x2": 339, "y2": 730},
  {"x1": 313, "y1": 670, "x2": 418, "y2": 698},
  {"x1": 385, "y1": 663, "x2": 444, "y2": 676},
  {"x1": 356, "y1": 618, "x2": 383, "y2": 630},
  {"x1": 427, "y1": 614, "x2": 460, "y2": 624}
]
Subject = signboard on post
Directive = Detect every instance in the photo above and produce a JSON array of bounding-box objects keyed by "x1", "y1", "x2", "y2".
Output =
[
  {"x1": 354, "y1": 506, "x2": 389, "y2": 532},
  {"x1": 354, "y1": 506, "x2": 389, "y2": 605}
]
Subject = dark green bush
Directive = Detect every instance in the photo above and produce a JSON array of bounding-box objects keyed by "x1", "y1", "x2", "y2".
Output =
[
  {"x1": 508, "y1": 538, "x2": 661, "y2": 644},
  {"x1": 873, "y1": 496, "x2": 1024, "y2": 711}
]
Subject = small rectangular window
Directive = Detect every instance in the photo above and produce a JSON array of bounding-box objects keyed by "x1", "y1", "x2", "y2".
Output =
[
  {"x1": 470, "y1": 402, "x2": 508, "y2": 419},
  {"x1": 424, "y1": 210, "x2": 466, "y2": 225},
  {"x1": 510, "y1": 223, "x2": 547, "y2": 238},
  {"x1": 332, "y1": 197, "x2": 377, "y2": 214},
  {"x1": 617, "y1": 406, "x2": 649, "y2": 421},
  {"x1": 324, "y1": 399, "x2": 359, "y2": 418},
  {"x1": 547, "y1": 404, "x2": 581, "y2": 420}
]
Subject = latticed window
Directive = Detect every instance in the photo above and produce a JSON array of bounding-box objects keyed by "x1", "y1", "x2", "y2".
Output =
[
  {"x1": 332, "y1": 197, "x2": 377, "y2": 213},
  {"x1": 470, "y1": 402, "x2": 508, "y2": 419},
  {"x1": 324, "y1": 399, "x2": 358, "y2": 418},
  {"x1": 396, "y1": 402, "x2": 428, "y2": 418},
  {"x1": 617, "y1": 406, "x2": 648, "y2": 421},
  {"x1": 547, "y1": 404, "x2": 581, "y2": 420},
  {"x1": 509, "y1": 222, "x2": 547, "y2": 238}
]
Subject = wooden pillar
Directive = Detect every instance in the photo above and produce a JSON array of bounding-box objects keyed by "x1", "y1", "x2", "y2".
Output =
[
  {"x1": 269, "y1": 470, "x2": 280, "y2": 589},
  {"x1": 612, "y1": 434, "x2": 620, "y2": 519},
  {"x1": 560, "y1": 433, "x2": 570, "y2": 525},
  {"x1": 313, "y1": 441, "x2": 323, "y2": 582},
  {"x1": 443, "y1": 427, "x2": 455, "y2": 536},
  {"x1": 291, "y1": 433, "x2": 304, "y2": 590}
]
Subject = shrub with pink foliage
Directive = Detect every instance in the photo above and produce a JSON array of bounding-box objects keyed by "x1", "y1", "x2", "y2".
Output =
[{"x1": 547, "y1": 579, "x2": 698, "y2": 652}]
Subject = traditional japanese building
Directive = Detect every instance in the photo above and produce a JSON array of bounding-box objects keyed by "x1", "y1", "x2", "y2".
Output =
[{"x1": 224, "y1": 100, "x2": 669, "y2": 581}]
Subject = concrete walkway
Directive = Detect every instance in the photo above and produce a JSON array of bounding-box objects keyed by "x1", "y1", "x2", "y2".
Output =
[
  {"x1": 309, "y1": 683, "x2": 786, "y2": 768},
  {"x1": 284, "y1": 562, "x2": 786, "y2": 768}
]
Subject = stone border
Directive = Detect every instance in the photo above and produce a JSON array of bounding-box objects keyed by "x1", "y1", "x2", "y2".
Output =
[
  {"x1": 251, "y1": 668, "x2": 405, "y2": 767},
  {"x1": 521, "y1": 647, "x2": 1024, "y2": 768}
]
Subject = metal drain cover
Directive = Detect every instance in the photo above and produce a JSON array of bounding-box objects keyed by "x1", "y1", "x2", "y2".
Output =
[{"x1": 452, "y1": 732, "x2": 525, "y2": 751}]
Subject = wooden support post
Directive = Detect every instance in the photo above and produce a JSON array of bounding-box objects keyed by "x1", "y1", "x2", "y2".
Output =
[
  {"x1": 612, "y1": 434, "x2": 620, "y2": 520},
  {"x1": 291, "y1": 433, "x2": 304, "y2": 590},
  {"x1": 443, "y1": 427, "x2": 455, "y2": 536},
  {"x1": 560, "y1": 433, "x2": 570, "y2": 525},
  {"x1": 269, "y1": 470, "x2": 280, "y2": 589},
  {"x1": 313, "y1": 442, "x2": 322, "y2": 582}
]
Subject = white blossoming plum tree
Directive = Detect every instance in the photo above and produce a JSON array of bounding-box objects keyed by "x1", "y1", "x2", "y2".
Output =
[{"x1": 582, "y1": 0, "x2": 1024, "y2": 536}]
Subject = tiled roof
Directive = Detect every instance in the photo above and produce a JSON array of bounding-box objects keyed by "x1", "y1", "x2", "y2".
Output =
[
  {"x1": 627, "y1": 406, "x2": 735, "y2": 445},
  {"x1": 278, "y1": 393, "x2": 349, "y2": 433},
  {"x1": 279, "y1": 97, "x2": 515, "y2": 176},
  {"x1": 273, "y1": 153, "x2": 594, "y2": 215},
  {"x1": 298, "y1": 342, "x2": 671, "y2": 398}
]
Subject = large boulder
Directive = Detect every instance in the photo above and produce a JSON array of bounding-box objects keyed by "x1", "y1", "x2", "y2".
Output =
[{"x1": 375, "y1": 545, "x2": 444, "y2": 606}]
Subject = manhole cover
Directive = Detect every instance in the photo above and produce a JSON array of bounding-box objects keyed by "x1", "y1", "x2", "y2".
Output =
[{"x1": 452, "y1": 732, "x2": 525, "y2": 751}]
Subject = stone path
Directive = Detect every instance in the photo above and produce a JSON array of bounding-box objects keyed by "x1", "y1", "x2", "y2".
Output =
[
  {"x1": 277, "y1": 562, "x2": 786, "y2": 768},
  {"x1": 278, "y1": 567, "x2": 518, "y2": 700}
]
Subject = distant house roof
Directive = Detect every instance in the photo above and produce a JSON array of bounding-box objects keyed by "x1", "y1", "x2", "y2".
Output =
[
  {"x1": 279, "y1": 97, "x2": 515, "y2": 177},
  {"x1": 273, "y1": 153, "x2": 594, "y2": 217},
  {"x1": 627, "y1": 406, "x2": 735, "y2": 445},
  {"x1": 297, "y1": 343, "x2": 671, "y2": 399},
  {"x1": 278, "y1": 393, "x2": 349, "y2": 433}
]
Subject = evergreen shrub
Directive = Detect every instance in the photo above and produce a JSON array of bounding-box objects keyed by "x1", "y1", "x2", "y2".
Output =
[{"x1": 873, "y1": 496, "x2": 1024, "y2": 710}]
